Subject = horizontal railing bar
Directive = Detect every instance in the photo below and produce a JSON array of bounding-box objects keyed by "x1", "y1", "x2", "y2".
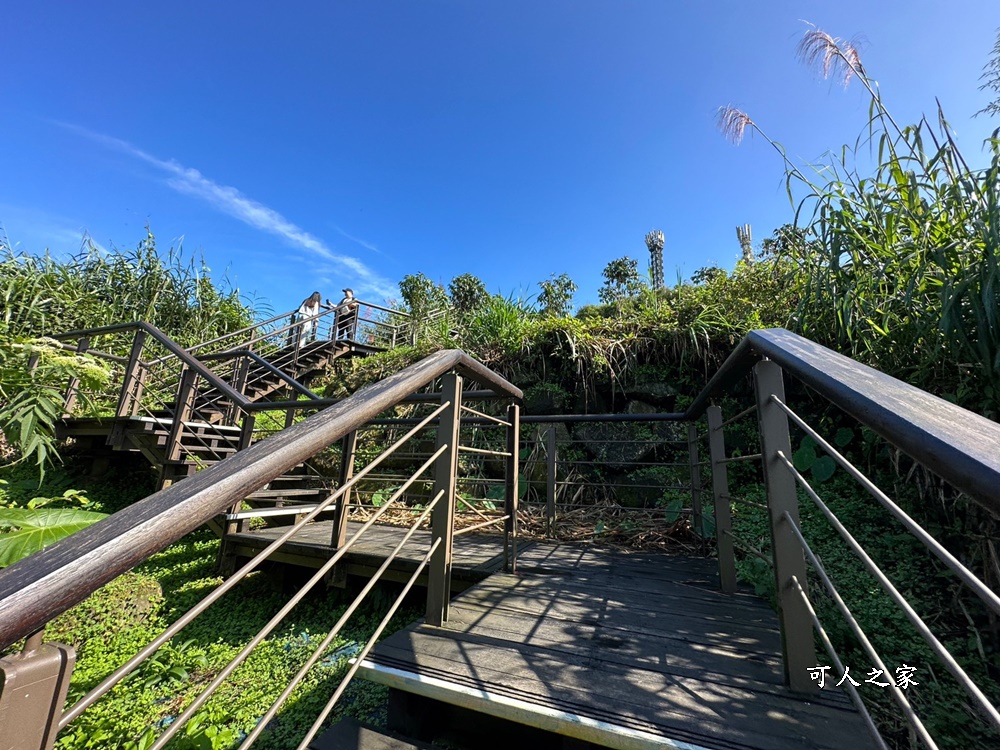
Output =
[
  {"x1": 454, "y1": 515, "x2": 511, "y2": 536},
  {"x1": 777, "y1": 451, "x2": 1000, "y2": 730},
  {"x1": 549, "y1": 459, "x2": 692, "y2": 467},
  {"x1": 553, "y1": 481, "x2": 690, "y2": 491},
  {"x1": 772, "y1": 396, "x2": 1000, "y2": 618},
  {"x1": 296, "y1": 538, "x2": 439, "y2": 749},
  {"x1": 544, "y1": 438, "x2": 689, "y2": 445},
  {"x1": 720, "y1": 530, "x2": 773, "y2": 565},
  {"x1": 59, "y1": 415, "x2": 450, "y2": 727},
  {"x1": 457, "y1": 495, "x2": 494, "y2": 524},
  {"x1": 721, "y1": 494, "x2": 769, "y2": 511},
  {"x1": 459, "y1": 404, "x2": 511, "y2": 426},
  {"x1": 717, "y1": 453, "x2": 762, "y2": 464},
  {"x1": 457, "y1": 445, "x2": 512, "y2": 457},
  {"x1": 197, "y1": 349, "x2": 319, "y2": 400},
  {"x1": 57, "y1": 342, "x2": 131, "y2": 364},
  {"x1": 526, "y1": 502, "x2": 693, "y2": 513},
  {"x1": 789, "y1": 576, "x2": 890, "y2": 750},
  {"x1": 713, "y1": 404, "x2": 758, "y2": 431},
  {"x1": 782, "y1": 511, "x2": 938, "y2": 750},
  {"x1": 520, "y1": 413, "x2": 685, "y2": 423},
  {"x1": 185, "y1": 308, "x2": 296, "y2": 355},
  {"x1": 239, "y1": 501, "x2": 440, "y2": 749}
]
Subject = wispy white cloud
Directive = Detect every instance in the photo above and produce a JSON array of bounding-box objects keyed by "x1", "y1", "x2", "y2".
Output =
[
  {"x1": 57, "y1": 123, "x2": 396, "y2": 300},
  {"x1": 334, "y1": 225, "x2": 380, "y2": 254}
]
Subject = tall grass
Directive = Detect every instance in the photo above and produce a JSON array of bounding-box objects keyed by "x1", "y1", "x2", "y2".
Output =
[
  {"x1": 720, "y1": 28, "x2": 1000, "y2": 418},
  {"x1": 0, "y1": 230, "x2": 259, "y2": 349}
]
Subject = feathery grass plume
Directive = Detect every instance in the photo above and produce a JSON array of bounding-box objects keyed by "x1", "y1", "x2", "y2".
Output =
[
  {"x1": 716, "y1": 105, "x2": 754, "y2": 145},
  {"x1": 796, "y1": 27, "x2": 865, "y2": 87}
]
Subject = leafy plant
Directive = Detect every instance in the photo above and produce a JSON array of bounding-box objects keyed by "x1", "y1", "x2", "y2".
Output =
[
  {"x1": 0, "y1": 506, "x2": 108, "y2": 566},
  {"x1": 0, "y1": 337, "x2": 109, "y2": 476}
]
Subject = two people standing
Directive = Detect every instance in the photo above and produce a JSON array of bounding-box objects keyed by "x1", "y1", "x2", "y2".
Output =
[{"x1": 295, "y1": 288, "x2": 359, "y2": 342}]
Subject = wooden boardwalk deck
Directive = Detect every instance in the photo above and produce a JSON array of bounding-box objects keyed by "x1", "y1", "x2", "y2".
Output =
[
  {"x1": 358, "y1": 542, "x2": 876, "y2": 750},
  {"x1": 226, "y1": 521, "x2": 523, "y2": 588}
]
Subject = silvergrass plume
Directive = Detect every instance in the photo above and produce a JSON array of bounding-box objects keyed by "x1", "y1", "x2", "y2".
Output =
[
  {"x1": 716, "y1": 106, "x2": 754, "y2": 145},
  {"x1": 796, "y1": 27, "x2": 865, "y2": 87}
]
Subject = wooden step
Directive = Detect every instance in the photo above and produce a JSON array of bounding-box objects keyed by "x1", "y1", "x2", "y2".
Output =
[
  {"x1": 309, "y1": 718, "x2": 433, "y2": 750},
  {"x1": 246, "y1": 488, "x2": 329, "y2": 499}
]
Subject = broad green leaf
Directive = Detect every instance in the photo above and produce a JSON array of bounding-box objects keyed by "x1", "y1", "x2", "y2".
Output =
[
  {"x1": 0, "y1": 508, "x2": 108, "y2": 567},
  {"x1": 792, "y1": 445, "x2": 816, "y2": 472},
  {"x1": 811, "y1": 456, "x2": 837, "y2": 483},
  {"x1": 834, "y1": 427, "x2": 854, "y2": 448},
  {"x1": 664, "y1": 498, "x2": 684, "y2": 524}
]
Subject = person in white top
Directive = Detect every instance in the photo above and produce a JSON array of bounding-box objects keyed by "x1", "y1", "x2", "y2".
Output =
[{"x1": 296, "y1": 291, "x2": 325, "y2": 343}]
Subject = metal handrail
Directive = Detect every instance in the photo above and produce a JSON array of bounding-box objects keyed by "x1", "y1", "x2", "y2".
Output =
[
  {"x1": 776, "y1": 450, "x2": 1000, "y2": 730},
  {"x1": 782, "y1": 511, "x2": 937, "y2": 749},
  {"x1": 685, "y1": 328, "x2": 1000, "y2": 513},
  {"x1": 0, "y1": 347, "x2": 521, "y2": 647}
]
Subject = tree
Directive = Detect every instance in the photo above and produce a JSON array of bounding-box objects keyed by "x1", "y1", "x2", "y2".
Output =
[
  {"x1": 398, "y1": 273, "x2": 449, "y2": 317},
  {"x1": 537, "y1": 273, "x2": 577, "y2": 317},
  {"x1": 976, "y1": 28, "x2": 1000, "y2": 118},
  {"x1": 448, "y1": 273, "x2": 489, "y2": 316},
  {"x1": 598, "y1": 257, "x2": 644, "y2": 304}
]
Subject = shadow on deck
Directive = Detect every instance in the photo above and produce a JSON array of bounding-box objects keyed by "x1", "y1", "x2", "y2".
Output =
[{"x1": 360, "y1": 543, "x2": 872, "y2": 750}]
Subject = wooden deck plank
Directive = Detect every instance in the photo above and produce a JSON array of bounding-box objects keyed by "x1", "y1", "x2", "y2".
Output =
[
  {"x1": 226, "y1": 520, "x2": 514, "y2": 579},
  {"x1": 359, "y1": 542, "x2": 876, "y2": 750}
]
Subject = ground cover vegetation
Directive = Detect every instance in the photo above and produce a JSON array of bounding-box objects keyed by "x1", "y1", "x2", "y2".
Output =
[{"x1": 2, "y1": 24, "x2": 999, "y2": 750}]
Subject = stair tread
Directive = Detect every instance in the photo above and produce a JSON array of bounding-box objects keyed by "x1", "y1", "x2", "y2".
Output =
[
  {"x1": 309, "y1": 718, "x2": 433, "y2": 750},
  {"x1": 247, "y1": 488, "x2": 330, "y2": 498}
]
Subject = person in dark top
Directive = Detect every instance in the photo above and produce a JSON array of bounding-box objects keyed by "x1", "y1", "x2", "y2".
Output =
[{"x1": 334, "y1": 288, "x2": 360, "y2": 340}]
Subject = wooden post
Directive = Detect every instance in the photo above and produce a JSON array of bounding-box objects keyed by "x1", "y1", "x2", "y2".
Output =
[
  {"x1": 426, "y1": 373, "x2": 462, "y2": 626},
  {"x1": 688, "y1": 423, "x2": 704, "y2": 540},
  {"x1": 546, "y1": 424, "x2": 557, "y2": 535},
  {"x1": 707, "y1": 406, "x2": 737, "y2": 594},
  {"x1": 62, "y1": 337, "x2": 90, "y2": 417},
  {"x1": 331, "y1": 430, "x2": 357, "y2": 549},
  {"x1": 504, "y1": 403, "x2": 520, "y2": 573},
  {"x1": 754, "y1": 359, "x2": 816, "y2": 693},
  {"x1": 227, "y1": 356, "x2": 251, "y2": 422},
  {"x1": 161, "y1": 366, "x2": 198, "y2": 488},
  {"x1": 115, "y1": 331, "x2": 148, "y2": 419}
]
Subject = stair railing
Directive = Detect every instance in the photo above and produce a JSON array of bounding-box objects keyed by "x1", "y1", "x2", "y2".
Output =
[
  {"x1": 0, "y1": 348, "x2": 521, "y2": 750},
  {"x1": 686, "y1": 328, "x2": 1000, "y2": 748}
]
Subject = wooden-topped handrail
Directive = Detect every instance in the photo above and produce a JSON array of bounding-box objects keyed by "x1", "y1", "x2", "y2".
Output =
[
  {"x1": 684, "y1": 328, "x2": 1000, "y2": 513},
  {"x1": 0, "y1": 348, "x2": 520, "y2": 648}
]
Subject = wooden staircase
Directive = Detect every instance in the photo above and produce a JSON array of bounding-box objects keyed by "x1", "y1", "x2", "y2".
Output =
[{"x1": 58, "y1": 332, "x2": 382, "y2": 530}]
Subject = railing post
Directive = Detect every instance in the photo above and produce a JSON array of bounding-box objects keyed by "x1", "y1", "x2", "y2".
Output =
[
  {"x1": 62, "y1": 336, "x2": 90, "y2": 417},
  {"x1": 687, "y1": 423, "x2": 704, "y2": 540},
  {"x1": 227, "y1": 356, "x2": 251, "y2": 422},
  {"x1": 0, "y1": 632, "x2": 76, "y2": 750},
  {"x1": 426, "y1": 372, "x2": 462, "y2": 626},
  {"x1": 504, "y1": 403, "x2": 520, "y2": 573},
  {"x1": 754, "y1": 359, "x2": 816, "y2": 693},
  {"x1": 706, "y1": 406, "x2": 737, "y2": 594},
  {"x1": 546, "y1": 424, "x2": 557, "y2": 535},
  {"x1": 115, "y1": 330, "x2": 147, "y2": 418},
  {"x1": 331, "y1": 430, "x2": 357, "y2": 550},
  {"x1": 160, "y1": 366, "x2": 198, "y2": 487}
]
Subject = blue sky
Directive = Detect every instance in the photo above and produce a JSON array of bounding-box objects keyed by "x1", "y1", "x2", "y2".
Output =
[{"x1": 3, "y1": 2, "x2": 998, "y2": 315}]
